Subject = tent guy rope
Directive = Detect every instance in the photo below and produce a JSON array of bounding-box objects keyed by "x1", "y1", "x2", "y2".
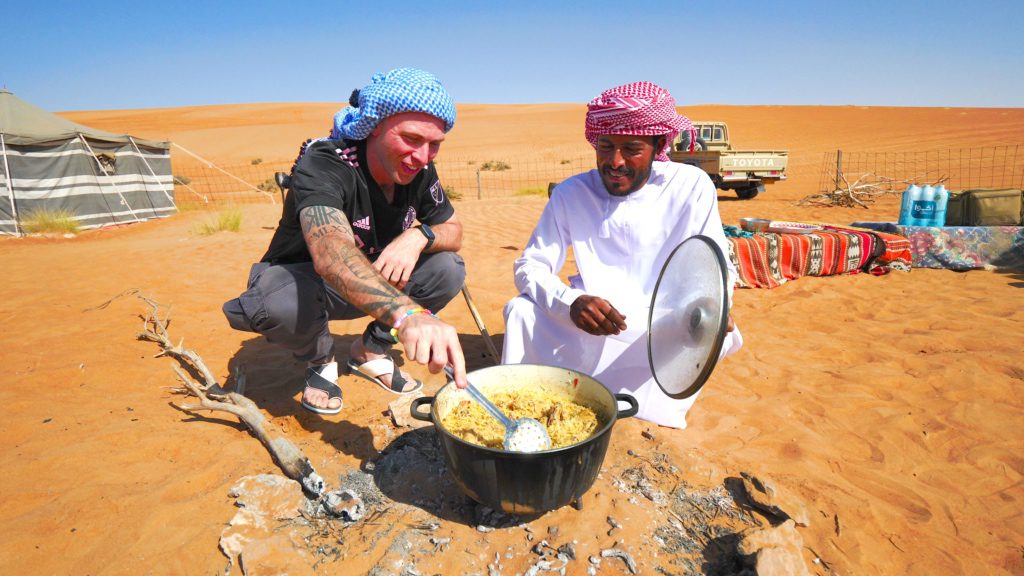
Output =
[{"x1": 172, "y1": 142, "x2": 277, "y2": 204}]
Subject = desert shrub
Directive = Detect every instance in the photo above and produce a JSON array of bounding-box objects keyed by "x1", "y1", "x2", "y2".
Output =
[
  {"x1": 560, "y1": 159, "x2": 572, "y2": 165},
  {"x1": 251, "y1": 158, "x2": 263, "y2": 165},
  {"x1": 174, "y1": 201, "x2": 205, "y2": 213},
  {"x1": 257, "y1": 177, "x2": 278, "y2": 192},
  {"x1": 195, "y1": 209, "x2": 242, "y2": 236},
  {"x1": 480, "y1": 160, "x2": 511, "y2": 172},
  {"x1": 21, "y1": 209, "x2": 80, "y2": 235},
  {"x1": 173, "y1": 174, "x2": 192, "y2": 185},
  {"x1": 514, "y1": 187, "x2": 547, "y2": 197},
  {"x1": 445, "y1": 186, "x2": 462, "y2": 200}
]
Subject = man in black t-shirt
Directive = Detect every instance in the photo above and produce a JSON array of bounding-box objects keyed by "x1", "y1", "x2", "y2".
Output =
[{"x1": 223, "y1": 68, "x2": 469, "y2": 415}]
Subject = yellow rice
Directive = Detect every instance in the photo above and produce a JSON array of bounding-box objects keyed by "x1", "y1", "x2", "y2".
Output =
[{"x1": 440, "y1": 388, "x2": 602, "y2": 450}]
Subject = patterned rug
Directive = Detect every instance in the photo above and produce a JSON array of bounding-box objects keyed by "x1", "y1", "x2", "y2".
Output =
[
  {"x1": 851, "y1": 222, "x2": 1024, "y2": 271},
  {"x1": 726, "y1": 224, "x2": 912, "y2": 289}
]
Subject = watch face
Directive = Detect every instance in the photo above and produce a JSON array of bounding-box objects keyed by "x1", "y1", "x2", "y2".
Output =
[{"x1": 418, "y1": 224, "x2": 435, "y2": 249}]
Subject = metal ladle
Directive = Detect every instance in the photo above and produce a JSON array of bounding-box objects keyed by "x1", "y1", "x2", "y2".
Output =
[{"x1": 445, "y1": 366, "x2": 552, "y2": 452}]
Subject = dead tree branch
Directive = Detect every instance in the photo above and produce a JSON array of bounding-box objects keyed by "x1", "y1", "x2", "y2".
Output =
[
  {"x1": 92, "y1": 289, "x2": 325, "y2": 496},
  {"x1": 799, "y1": 172, "x2": 949, "y2": 208}
]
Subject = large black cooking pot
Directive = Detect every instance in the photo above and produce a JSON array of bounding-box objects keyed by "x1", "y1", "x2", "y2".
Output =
[{"x1": 410, "y1": 363, "x2": 638, "y2": 515}]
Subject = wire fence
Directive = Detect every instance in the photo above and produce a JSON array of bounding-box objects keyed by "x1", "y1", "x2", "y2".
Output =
[
  {"x1": 171, "y1": 144, "x2": 1024, "y2": 209},
  {"x1": 171, "y1": 156, "x2": 596, "y2": 209},
  {"x1": 817, "y1": 145, "x2": 1024, "y2": 195},
  {"x1": 172, "y1": 160, "x2": 293, "y2": 208},
  {"x1": 436, "y1": 156, "x2": 594, "y2": 199}
]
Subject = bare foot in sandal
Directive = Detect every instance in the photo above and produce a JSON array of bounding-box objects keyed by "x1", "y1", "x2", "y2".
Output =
[
  {"x1": 302, "y1": 361, "x2": 343, "y2": 414},
  {"x1": 347, "y1": 339, "x2": 423, "y2": 395}
]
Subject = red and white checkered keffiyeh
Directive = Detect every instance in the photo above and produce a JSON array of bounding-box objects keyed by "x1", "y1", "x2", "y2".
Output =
[{"x1": 585, "y1": 81, "x2": 695, "y2": 161}]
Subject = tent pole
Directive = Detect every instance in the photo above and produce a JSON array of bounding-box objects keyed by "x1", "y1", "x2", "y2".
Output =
[
  {"x1": 171, "y1": 142, "x2": 277, "y2": 204},
  {"x1": 79, "y1": 134, "x2": 141, "y2": 223},
  {"x1": 0, "y1": 133, "x2": 21, "y2": 236},
  {"x1": 129, "y1": 136, "x2": 175, "y2": 206}
]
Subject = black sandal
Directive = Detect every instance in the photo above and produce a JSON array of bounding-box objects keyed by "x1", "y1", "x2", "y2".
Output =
[{"x1": 301, "y1": 367, "x2": 344, "y2": 415}]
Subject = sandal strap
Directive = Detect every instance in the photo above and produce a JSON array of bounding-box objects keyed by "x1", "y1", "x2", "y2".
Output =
[
  {"x1": 305, "y1": 368, "x2": 343, "y2": 399},
  {"x1": 386, "y1": 362, "x2": 411, "y2": 394},
  {"x1": 354, "y1": 357, "x2": 396, "y2": 379},
  {"x1": 348, "y1": 356, "x2": 417, "y2": 394}
]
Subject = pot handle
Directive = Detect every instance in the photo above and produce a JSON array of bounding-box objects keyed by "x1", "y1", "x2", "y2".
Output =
[
  {"x1": 614, "y1": 393, "x2": 639, "y2": 419},
  {"x1": 410, "y1": 396, "x2": 435, "y2": 422}
]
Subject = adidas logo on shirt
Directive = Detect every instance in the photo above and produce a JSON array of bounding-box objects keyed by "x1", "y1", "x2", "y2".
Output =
[{"x1": 352, "y1": 216, "x2": 371, "y2": 230}]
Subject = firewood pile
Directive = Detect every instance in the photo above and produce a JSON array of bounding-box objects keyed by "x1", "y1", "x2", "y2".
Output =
[{"x1": 799, "y1": 172, "x2": 947, "y2": 208}]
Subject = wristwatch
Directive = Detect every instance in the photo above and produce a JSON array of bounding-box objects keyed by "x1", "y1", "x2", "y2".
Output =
[{"x1": 416, "y1": 223, "x2": 435, "y2": 250}]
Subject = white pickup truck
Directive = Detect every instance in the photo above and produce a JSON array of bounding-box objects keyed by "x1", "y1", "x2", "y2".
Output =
[{"x1": 668, "y1": 121, "x2": 788, "y2": 200}]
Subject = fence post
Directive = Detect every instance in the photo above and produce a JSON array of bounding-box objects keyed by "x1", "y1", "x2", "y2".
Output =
[
  {"x1": 834, "y1": 149, "x2": 843, "y2": 191},
  {"x1": 476, "y1": 169, "x2": 482, "y2": 200}
]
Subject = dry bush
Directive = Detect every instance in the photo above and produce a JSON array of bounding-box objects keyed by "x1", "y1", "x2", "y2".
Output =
[
  {"x1": 194, "y1": 209, "x2": 242, "y2": 235},
  {"x1": 22, "y1": 209, "x2": 80, "y2": 235},
  {"x1": 480, "y1": 160, "x2": 511, "y2": 172},
  {"x1": 514, "y1": 186, "x2": 547, "y2": 196}
]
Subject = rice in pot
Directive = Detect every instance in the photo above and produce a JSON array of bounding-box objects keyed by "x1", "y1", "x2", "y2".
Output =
[{"x1": 440, "y1": 388, "x2": 602, "y2": 450}]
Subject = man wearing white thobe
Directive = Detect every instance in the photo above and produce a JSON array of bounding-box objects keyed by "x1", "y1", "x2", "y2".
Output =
[{"x1": 502, "y1": 81, "x2": 742, "y2": 429}]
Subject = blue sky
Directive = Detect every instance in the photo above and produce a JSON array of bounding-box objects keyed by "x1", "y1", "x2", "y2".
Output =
[{"x1": 6, "y1": 0, "x2": 1022, "y2": 112}]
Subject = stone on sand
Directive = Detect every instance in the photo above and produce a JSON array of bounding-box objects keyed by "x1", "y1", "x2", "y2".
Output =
[
  {"x1": 740, "y1": 471, "x2": 810, "y2": 526},
  {"x1": 737, "y1": 519, "x2": 811, "y2": 576}
]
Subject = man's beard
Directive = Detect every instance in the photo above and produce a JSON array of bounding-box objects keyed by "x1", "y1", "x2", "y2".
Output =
[{"x1": 601, "y1": 162, "x2": 653, "y2": 196}]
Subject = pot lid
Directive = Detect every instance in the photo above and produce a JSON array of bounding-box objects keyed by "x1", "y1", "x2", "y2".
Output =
[{"x1": 646, "y1": 235, "x2": 729, "y2": 399}]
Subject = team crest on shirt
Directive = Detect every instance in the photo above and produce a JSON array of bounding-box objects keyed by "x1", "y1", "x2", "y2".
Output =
[
  {"x1": 403, "y1": 207, "x2": 417, "y2": 230},
  {"x1": 429, "y1": 179, "x2": 444, "y2": 204}
]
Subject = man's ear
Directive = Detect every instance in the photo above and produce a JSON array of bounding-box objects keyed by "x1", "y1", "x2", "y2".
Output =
[{"x1": 654, "y1": 135, "x2": 666, "y2": 151}]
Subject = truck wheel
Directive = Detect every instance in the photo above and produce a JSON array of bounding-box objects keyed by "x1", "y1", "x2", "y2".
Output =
[
  {"x1": 695, "y1": 137, "x2": 707, "y2": 151},
  {"x1": 736, "y1": 184, "x2": 763, "y2": 200}
]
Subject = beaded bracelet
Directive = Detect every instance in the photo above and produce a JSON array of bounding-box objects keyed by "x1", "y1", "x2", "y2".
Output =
[{"x1": 390, "y1": 308, "x2": 434, "y2": 343}]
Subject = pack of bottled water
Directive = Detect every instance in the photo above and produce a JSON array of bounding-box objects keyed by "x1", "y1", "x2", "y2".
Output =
[{"x1": 898, "y1": 184, "x2": 948, "y2": 227}]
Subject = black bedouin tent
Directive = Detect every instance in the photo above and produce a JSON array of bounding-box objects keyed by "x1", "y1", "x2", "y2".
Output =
[{"x1": 0, "y1": 89, "x2": 175, "y2": 235}]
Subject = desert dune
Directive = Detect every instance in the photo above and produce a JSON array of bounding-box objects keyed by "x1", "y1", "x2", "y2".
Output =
[{"x1": 0, "y1": 102, "x2": 1021, "y2": 575}]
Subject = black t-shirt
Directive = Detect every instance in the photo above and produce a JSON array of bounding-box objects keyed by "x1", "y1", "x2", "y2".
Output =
[{"x1": 261, "y1": 138, "x2": 455, "y2": 264}]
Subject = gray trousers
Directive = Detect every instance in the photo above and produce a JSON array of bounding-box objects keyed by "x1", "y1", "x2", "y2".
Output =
[{"x1": 223, "y1": 252, "x2": 465, "y2": 365}]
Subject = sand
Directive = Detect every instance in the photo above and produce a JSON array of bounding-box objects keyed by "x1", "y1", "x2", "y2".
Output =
[{"x1": 0, "y1": 102, "x2": 1021, "y2": 575}]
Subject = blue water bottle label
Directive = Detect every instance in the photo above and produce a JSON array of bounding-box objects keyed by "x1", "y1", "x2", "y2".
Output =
[{"x1": 911, "y1": 200, "x2": 935, "y2": 220}]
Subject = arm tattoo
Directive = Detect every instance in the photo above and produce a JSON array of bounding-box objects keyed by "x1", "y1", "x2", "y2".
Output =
[
  {"x1": 300, "y1": 205, "x2": 410, "y2": 322},
  {"x1": 301, "y1": 205, "x2": 346, "y2": 229}
]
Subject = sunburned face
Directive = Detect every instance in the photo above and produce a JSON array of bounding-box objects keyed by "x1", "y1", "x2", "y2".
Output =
[
  {"x1": 595, "y1": 134, "x2": 662, "y2": 196},
  {"x1": 366, "y1": 112, "x2": 446, "y2": 187}
]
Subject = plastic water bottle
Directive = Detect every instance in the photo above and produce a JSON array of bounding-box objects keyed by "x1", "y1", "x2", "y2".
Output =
[
  {"x1": 910, "y1": 184, "x2": 936, "y2": 226},
  {"x1": 931, "y1": 184, "x2": 949, "y2": 227},
  {"x1": 898, "y1": 184, "x2": 919, "y2": 225}
]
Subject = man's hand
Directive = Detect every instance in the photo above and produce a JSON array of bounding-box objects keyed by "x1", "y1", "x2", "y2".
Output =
[
  {"x1": 374, "y1": 228, "x2": 428, "y2": 289},
  {"x1": 299, "y1": 205, "x2": 468, "y2": 387},
  {"x1": 570, "y1": 295, "x2": 627, "y2": 336},
  {"x1": 395, "y1": 312, "x2": 467, "y2": 388}
]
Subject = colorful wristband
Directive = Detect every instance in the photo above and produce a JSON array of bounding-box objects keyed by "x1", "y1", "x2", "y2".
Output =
[{"x1": 389, "y1": 308, "x2": 434, "y2": 343}]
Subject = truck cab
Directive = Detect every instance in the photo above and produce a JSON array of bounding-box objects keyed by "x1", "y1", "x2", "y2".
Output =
[
  {"x1": 678, "y1": 121, "x2": 730, "y2": 152},
  {"x1": 669, "y1": 121, "x2": 788, "y2": 200}
]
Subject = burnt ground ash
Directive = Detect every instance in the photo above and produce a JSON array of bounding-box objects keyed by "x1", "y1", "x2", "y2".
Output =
[{"x1": 227, "y1": 427, "x2": 784, "y2": 575}]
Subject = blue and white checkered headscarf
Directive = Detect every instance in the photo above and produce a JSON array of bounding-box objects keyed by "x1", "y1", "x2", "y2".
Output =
[{"x1": 330, "y1": 68, "x2": 456, "y2": 140}]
